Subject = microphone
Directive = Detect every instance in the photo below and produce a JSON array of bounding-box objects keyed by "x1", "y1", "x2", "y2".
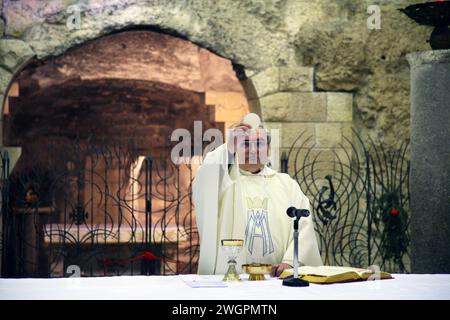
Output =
[
  {"x1": 283, "y1": 206, "x2": 310, "y2": 287},
  {"x1": 286, "y1": 207, "x2": 310, "y2": 219}
]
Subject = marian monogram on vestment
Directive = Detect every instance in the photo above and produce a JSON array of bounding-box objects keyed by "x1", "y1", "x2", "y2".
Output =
[{"x1": 244, "y1": 197, "x2": 274, "y2": 257}]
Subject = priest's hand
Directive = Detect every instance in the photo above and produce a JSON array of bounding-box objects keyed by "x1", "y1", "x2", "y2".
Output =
[
  {"x1": 227, "y1": 122, "x2": 251, "y2": 154},
  {"x1": 271, "y1": 263, "x2": 292, "y2": 278}
]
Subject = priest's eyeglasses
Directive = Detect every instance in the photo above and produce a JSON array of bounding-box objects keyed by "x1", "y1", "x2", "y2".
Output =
[{"x1": 238, "y1": 139, "x2": 268, "y2": 149}]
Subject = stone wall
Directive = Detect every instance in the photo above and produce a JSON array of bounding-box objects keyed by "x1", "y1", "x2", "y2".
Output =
[
  {"x1": 0, "y1": 0, "x2": 429, "y2": 152},
  {"x1": 248, "y1": 66, "x2": 353, "y2": 177}
]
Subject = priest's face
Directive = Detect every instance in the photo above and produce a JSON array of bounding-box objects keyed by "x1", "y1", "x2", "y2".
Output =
[{"x1": 236, "y1": 127, "x2": 270, "y2": 172}]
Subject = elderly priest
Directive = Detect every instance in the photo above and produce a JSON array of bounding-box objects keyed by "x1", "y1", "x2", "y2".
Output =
[{"x1": 193, "y1": 115, "x2": 323, "y2": 277}]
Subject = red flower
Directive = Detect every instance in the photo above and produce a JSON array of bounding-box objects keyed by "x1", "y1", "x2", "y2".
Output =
[
  {"x1": 142, "y1": 251, "x2": 159, "y2": 261},
  {"x1": 390, "y1": 209, "x2": 399, "y2": 215}
]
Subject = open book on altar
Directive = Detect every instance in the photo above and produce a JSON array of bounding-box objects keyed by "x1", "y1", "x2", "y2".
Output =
[{"x1": 279, "y1": 265, "x2": 393, "y2": 284}]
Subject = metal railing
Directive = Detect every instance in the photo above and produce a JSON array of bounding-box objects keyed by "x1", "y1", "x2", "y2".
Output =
[
  {"x1": 0, "y1": 130, "x2": 410, "y2": 277},
  {"x1": 281, "y1": 130, "x2": 410, "y2": 273}
]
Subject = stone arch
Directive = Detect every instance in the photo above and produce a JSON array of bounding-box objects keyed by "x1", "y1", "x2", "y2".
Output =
[
  {"x1": 0, "y1": 27, "x2": 267, "y2": 144},
  {"x1": 3, "y1": 28, "x2": 258, "y2": 148},
  {"x1": 0, "y1": 26, "x2": 260, "y2": 113},
  {"x1": 0, "y1": 0, "x2": 287, "y2": 131}
]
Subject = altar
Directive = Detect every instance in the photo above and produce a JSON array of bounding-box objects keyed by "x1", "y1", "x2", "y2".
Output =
[{"x1": 1, "y1": 274, "x2": 449, "y2": 300}]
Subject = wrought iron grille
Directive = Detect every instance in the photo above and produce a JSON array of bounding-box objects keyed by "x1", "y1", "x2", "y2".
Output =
[
  {"x1": 281, "y1": 129, "x2": 410, "y2": 273},
  {"x1": 0, "y1": 137, "x2": 198, "y2": 277},
  {"x1": 0, "y1": 129, "x2": 410, "y2": 277}
]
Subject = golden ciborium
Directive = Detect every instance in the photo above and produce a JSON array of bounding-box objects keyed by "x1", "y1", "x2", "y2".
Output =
[
  {"x1": 221, "y1": 239, "x2": 244, "y2": 281},
  {"x1": 242, "y1": 263, "x2": 272, "y2": 281}
]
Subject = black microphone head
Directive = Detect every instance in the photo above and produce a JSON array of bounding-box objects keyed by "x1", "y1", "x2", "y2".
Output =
[
  {"x1": 286, "y1": 207, "x2": 297, "y2": 218},
  {"x1": 298, "y1": 209, "x2": 310, "y2": 217}
]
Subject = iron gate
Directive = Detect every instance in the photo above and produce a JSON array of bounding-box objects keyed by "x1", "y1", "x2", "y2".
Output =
[
  {"x1": 0, "y1": 137, "x2": 198, "y2": 277},
  {"x1": 0, "y1": 130, "x2": 410, "y2": 277},
  {"x1": 281, "y1": 130, "x2": 410, "y2": 273}
]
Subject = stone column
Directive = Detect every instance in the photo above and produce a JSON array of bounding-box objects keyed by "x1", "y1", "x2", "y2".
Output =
[{"x1": 407, "y1": 50, "x2": 450, "y2": 273}]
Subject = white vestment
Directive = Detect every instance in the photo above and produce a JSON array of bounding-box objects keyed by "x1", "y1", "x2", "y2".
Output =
[{"x1": 192, "y1": 144, "x2": 323, "y2": 274}]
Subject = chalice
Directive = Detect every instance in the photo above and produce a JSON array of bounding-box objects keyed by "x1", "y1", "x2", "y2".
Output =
[{"x1": 221, "y1": 239, "x2": 244, "y2": 281}]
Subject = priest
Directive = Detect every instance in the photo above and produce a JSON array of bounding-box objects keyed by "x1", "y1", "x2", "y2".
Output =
[{"x1": 192, "y1": 116, "x2": 323, "y2": 277}]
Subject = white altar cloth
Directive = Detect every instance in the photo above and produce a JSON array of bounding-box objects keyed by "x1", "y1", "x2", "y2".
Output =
[{"x1": 1, "y1": 274, "x2": 449, "y2": 300}]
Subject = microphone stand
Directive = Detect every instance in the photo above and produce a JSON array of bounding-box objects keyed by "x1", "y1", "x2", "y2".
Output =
[{"x1": 282, "y1": 217, "x2": 309, "y2": 287}]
